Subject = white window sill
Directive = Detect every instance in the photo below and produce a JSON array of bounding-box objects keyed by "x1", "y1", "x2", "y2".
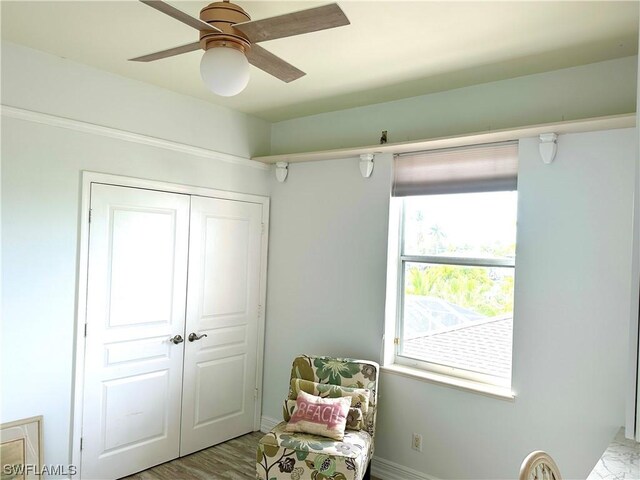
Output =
[{"x1": 380, "y1": 364, "x2": 516, "y2": 401}]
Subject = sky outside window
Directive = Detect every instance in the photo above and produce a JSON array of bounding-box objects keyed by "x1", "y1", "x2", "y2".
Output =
[{"x1": 403, "y1": 191, "x2": 518, "y2": 259}]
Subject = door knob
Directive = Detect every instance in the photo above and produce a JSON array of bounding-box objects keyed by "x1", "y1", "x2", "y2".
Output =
[
  {"x1": 170, "y1": 334, "x2": 184, "y2": 344},
  {"x1": 188, "y1": 332, "x2": 208, "y2": 342}
]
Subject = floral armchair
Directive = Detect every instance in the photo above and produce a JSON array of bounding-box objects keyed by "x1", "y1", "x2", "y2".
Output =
[{"x1": 256, "y1": 355, "x2": 379, "y2": 480}]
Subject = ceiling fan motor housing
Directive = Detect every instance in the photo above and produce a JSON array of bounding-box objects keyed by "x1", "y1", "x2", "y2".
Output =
[{"x1": 199, "y1": 1, "x2": 251, "y2": 53}]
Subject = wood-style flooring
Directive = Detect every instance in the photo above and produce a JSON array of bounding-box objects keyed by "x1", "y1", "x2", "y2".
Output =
[
  {"x1": 121, "y1": 432, "x2": 263, "y2": 480},
  {"x1": 121, "y1": 431, "x2": 381, "y2": 480}
]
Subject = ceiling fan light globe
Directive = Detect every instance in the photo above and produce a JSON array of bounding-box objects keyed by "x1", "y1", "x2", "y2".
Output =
[{"x1": 200, "y1": 47, "x2": 250, "y2": 97}]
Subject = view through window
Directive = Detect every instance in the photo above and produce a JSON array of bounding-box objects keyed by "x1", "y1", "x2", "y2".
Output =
[{"x1": 398, "y1": 190, "x2": 518, "y2": 385}]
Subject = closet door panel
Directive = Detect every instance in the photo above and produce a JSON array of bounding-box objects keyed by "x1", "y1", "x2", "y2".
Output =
[
  {"x1": 81, "y1": 184, "x2": 190, "y2": 479},
  {"x1": 181, "y1": 196, "x2": 263, "y2": 455}
]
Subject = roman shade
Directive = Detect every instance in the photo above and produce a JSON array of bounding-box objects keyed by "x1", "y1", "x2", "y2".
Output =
[{"x1": 392, "y1": 142, "x2": 518, "y2": 197}]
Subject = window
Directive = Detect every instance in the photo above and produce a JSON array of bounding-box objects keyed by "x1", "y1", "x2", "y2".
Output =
[{"x1": 387, "y1": 142, "x2": 518, "y2": 391}]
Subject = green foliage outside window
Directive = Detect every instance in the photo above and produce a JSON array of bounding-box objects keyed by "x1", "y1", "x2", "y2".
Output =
[{"x1": 406, "y1": 265, "x2": 514, "y2": 317}]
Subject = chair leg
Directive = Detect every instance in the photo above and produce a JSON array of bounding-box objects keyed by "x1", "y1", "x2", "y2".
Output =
[{"x1": 362, "y1": 461, "x2": 372, "y2": 480}]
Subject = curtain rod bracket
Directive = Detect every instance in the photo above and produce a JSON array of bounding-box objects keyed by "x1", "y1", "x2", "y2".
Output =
[
  {"x1": 359, "y1": 153, "x2": 375, "y2": 178},
  {"x1": 539, "y1": 133, "x2": 558, "y2": 164},
  {"x1": 275, "y1": 162, "x2": 288, "y2": 183}
]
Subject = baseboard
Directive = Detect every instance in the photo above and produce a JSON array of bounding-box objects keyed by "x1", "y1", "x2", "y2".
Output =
[
  {"x1": 371, "y1": 456, "x2": 439, "y2": 480},
  {"x1": 260, "y1": 416, "x2": 280, "y2": 433}
]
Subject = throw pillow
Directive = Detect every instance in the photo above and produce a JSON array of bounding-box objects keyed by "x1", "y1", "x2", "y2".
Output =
[
  {"x1": 289, "y1": 378, "x2": 370, "y2": 414},
  {"x1": 283, "y1": 399, "x2": 363, "y2": 430},
  {"x1": 285, "y1": 391, "x2": 351, "y2": 440}
]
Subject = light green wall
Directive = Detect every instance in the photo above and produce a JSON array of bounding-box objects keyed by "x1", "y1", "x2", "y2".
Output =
[
  {"x1": 1, "y1": 41, "x2": 271, "y2": 470},
  {"x1": 264, "y1": 129, "x2": 636, "y2": 479},
  {"x1": 271, "y1": 56, "x2": 637, "y2": 155},
  {"x1": 1, "y1": 42, "x2": 272, "y2": 158}
]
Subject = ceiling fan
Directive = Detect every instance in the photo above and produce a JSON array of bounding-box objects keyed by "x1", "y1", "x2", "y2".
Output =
[{"x1": 130, "y1": 0, "x2": 350, "y2": 97}]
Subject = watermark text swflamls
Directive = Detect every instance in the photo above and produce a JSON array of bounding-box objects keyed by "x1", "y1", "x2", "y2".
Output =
[{"x1": 2, "y1": 464, "x2": 78, "y2": 476}]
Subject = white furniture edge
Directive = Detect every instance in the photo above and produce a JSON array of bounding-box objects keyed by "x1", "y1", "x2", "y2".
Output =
[
  {"x1": 628, "y1": 118, "x2": 640, "y2": 440},
  {"x1": 254, "y1": 113, "x2": 635, "y2": 164},
  {"x1": 629, "y1": 41, "x2": 640, "y2": 441},
  {"x1": 71, "y1": 172, "x2": 270, "y2": 477},
  {"x1": 0, "y1": 104, "x2": 269, "y2": 171}
]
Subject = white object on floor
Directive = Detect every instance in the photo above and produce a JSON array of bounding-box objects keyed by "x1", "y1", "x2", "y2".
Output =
[{"x1": 586, "y1": 427, "x2": 640, "y2": 480}]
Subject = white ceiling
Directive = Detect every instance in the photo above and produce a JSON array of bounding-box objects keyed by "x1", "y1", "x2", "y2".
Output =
[{"x1": 1, "y1": 1, "x2": 638, "y2": 122}]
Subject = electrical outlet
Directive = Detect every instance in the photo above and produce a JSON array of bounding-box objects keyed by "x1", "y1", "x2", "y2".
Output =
[{"x1": 411, "y1": 433, "x2": 423, "y2": 452}]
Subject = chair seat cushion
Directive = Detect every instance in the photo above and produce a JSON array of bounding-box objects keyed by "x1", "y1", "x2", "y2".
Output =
[{"x1": 256, "y1": 422, "x2": 372, "y2": 480}]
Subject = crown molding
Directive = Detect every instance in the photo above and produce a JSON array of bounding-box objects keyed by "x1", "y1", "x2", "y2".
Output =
[{"x1": 1, "y1": 104, "x2": 270, "y2": 171}]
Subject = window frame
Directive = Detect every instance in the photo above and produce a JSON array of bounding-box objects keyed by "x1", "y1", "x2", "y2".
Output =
[{"x1": 391, "y1": 194, "x2": 516, "y2": 390}]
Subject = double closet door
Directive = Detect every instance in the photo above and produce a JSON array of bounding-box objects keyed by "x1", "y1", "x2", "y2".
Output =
[{"x1": 80, "y1": 184, "x2": 265, "y2": 479}]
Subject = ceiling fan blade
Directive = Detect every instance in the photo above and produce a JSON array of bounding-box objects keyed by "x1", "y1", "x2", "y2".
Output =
[
  {"x1": 139, "y1": 0, "x2": 221, "y2": 33},
  {"x1": 246, "y1": 45, "x2": 305, "y2": 83},
  {"x1": 234, "y1": 3, "x2": 349, "y2": 44},
  {"x1": 129, "y1": 41, "x2": 201, "y2": 62}
]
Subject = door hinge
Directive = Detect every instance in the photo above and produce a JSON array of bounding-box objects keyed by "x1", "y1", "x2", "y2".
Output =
[
  {"x1": 88, "y1": 209, "x2": 92, "y2": 223},
  {"x1": 80, "y1": 437, "x2": 83, "y2": 451},
  {"x1": 394, "y1": 337, "x2": 400, "y2": 345},
  {"x1": 84, "y1": 323, "x2": 87, "y2": 337},
  {"x1": 261, "y1": 223, "x2": 265, "y2": 235},
  {"x1": 254, "y1": 388, "x2": 259, "y2": 399}
]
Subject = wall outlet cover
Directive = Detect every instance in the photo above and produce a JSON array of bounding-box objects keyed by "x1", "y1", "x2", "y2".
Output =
[{"x1": 411, "y1": 433, "x2": 423, "y2": 452}]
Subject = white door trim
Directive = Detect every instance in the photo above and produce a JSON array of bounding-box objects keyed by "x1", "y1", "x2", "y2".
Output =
[{"x1": 71, "y1": 171, "x2": 270, "y2": 477}]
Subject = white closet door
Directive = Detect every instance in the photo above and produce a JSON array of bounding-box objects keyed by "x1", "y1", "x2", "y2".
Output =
[
  {"x1": 81, "y1": 184, "x2": 190, "y2": 479},
  {"x1": 180, "y1": 196, "x2": 263, "y2": 455}
]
